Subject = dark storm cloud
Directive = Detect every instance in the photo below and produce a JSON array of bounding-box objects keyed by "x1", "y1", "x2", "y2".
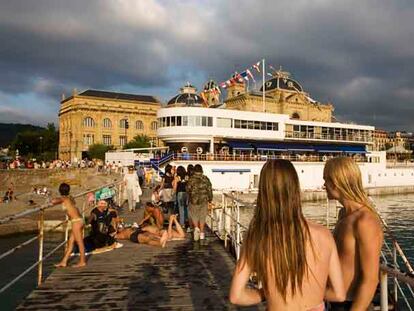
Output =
[{"x1": 0, "y1": 0, "x2": 413, "y2": 130}]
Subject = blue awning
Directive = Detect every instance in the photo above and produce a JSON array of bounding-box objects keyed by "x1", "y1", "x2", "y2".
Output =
[
  {"x1": 315, "y1": 145, "x2": 366, "y2": 153},
  {"x1": 254, "y1": 143, "x2": 314, "y2": 152},
  {"x1": 286, "y1": 144, "x2": 315, "y2": 152},
  {"x1": 227, "y1": 141, "x2": 254, "y2": 150},
  {"x1": 341, "y1": 145, "x2": 366, "y2": 153},
  {"x1": 212, "y1": 168, "x2": 251, "y2": 173},
  {"x1": 255, "y1": 143, "x2": 288, "y2": 151}
]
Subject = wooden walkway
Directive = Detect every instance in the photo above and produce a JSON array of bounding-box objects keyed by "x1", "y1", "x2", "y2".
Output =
[{"x1": 17, "y1": 190, "x2": 265, "y2": 310}]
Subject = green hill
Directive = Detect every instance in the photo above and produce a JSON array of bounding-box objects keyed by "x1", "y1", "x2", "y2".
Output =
[{"x1": 0, "y1": 123, "x2": 45, "y2": 147}]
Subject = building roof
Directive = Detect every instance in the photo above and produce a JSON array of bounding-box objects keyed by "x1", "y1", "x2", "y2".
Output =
[
  {"x1": 386, "y1": 145, "x2": 413, "y2": 154},
  {"x1": 167, "y1": 82, "x2": 205, "y2": 107},
  {"x1": 62, "y1": 89, "x2": 160, "y2": 104},
  {"x1": 167, "y1": 93, "x2": 204, "y2": 106}
]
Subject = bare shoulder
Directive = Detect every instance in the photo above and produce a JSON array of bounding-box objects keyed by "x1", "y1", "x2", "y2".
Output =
[
  {"x1": 307, "y1": 220, "x2": 334, "y2": 243},
  {"x1": 355, "y1": 210, "x2": 383, "y2": 237}
]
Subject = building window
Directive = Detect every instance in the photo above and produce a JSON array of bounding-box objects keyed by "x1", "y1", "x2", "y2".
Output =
[
  {"x1": 217, "y1": 118, "x2": 232, "y2": 128},
  {"x1": 83, "y1": 117, "x2": 95, "y2": 127},
  {"x1": 83, "y1": 134, "x2": 94, "y2": 145},
  {"x1": 103, "y1": 118, "x2": 112, "y2": 128},
  {"x1": 103, "y1": 135, "x2": 111, "y2": 145},
  {"x1": 151, "y1": 121, "x2": 158, "y2": 130},
  {"x1": 136, "y1": 120, "x2": 144, "y2": 130},
  {"x1": 119, "y1": 135, "x2": 127, "y2": 147},
  {"x1": 120, "y1": 119, "x2": 128, "y2": 129},
  {"x1": 291, "y1": 112, "x2": 300, "y2": 119}
]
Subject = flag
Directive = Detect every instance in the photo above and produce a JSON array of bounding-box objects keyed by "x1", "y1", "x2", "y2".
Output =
[
  {"x1": 235, "y1": 73, "x2": 244, "y2": 83},
  {"x1": 267, "y1": 73, "x2": 273, "y2": 77},
  {"x1": 269, "y1": 65, "x2": 276, "y2": 71},
  {"x1": 219, "y1": 82, "x2": 227, "y2": 89},
  {"x1": 239, "y1": 71, "x2": 249, "y2": 81},
  {"x1": 253, "y1": 61, "x2": 261, "y2": 73},
  {"x1": 246, "y1": 69, "x2": 255, "y2": 82}
]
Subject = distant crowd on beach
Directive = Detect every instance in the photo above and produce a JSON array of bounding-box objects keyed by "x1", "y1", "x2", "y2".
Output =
[
  {"x1": 51, "y1": 157, "x2": 383, "y2": 310},
  {"x1": 0, "y1": 158, "x2": 97, "y2": 170}
]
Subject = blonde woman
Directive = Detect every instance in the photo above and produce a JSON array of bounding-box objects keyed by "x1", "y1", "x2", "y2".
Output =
[
  {"x1": 324, "y1": 157, "x2": 383, "y2": 311},
  {"x1": 230, "y1": 160, "x2": 345, "y2": 310}
]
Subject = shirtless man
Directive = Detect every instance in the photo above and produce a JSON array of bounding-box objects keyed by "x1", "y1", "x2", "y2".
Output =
[
  {"x1": 324, "y1": 157, "x2": 383, "y2": 310},
  {"x1": 116, "y1": 226, "x2": 168, "y2": 247},
  {"x1": 140, "y1": 202, "x2": 164, "y2": 229},
  {"x1": 52, "y1": 183, "x2": 86, "y2": 268}
]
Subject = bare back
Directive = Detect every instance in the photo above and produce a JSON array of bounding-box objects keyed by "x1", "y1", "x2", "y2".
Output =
[{"x1": 265, "y1": 222, "x2": 337, "y2": 310}]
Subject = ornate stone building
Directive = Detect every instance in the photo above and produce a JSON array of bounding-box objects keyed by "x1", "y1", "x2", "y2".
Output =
[
  {"x1": 59, "y1": 90, "x2": 161, "y2": 161},
  {"x1": 224, "y1": 68, "x2": 333, "y2": 122}
]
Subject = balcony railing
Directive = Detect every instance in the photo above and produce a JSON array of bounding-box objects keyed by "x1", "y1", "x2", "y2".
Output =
[
  {"x1": 173, "y1": 153, "x2": 368, "y2": 163},
  {"x1": 285, "y1": 131, "x2": 373, "y2": 143}
]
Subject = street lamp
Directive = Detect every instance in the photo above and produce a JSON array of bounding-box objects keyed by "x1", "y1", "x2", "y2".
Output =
[
  {"x1": 124, "y1": 116, "x2": 129, "y2": 146},
  {"x1": 39, "y1": 136, "x2": 43, "y2": 155}
]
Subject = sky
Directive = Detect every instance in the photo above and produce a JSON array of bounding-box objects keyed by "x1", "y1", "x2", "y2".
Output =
[{"x1": 0, "y1": 0, "x2": 413, "y2": 131}]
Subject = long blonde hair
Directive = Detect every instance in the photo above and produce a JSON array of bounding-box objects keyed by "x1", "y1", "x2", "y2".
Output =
[
  {"x1": 242, "y1": 159, "x2": 311, "y2": 301},
  {"x1": 323, "y1": 157, "x2": 376, "y2": 214}
]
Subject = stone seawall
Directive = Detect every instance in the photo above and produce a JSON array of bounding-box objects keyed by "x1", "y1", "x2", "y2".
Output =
[{"x1": 0, "y1": 169, "x2": 119, "y2": 237}]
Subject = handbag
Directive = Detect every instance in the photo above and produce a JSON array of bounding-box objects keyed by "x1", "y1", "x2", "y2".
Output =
[{"x1": 161, "y1": 188, "x2": 175, "y2": 202}]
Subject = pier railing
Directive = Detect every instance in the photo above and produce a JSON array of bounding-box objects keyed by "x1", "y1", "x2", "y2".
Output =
[
  {"x1": 0, "y1": 180, "x2": 123, "y2": 294},
  {"x1": 207, "y1": 192, "x2": 414, "y2": 310}
]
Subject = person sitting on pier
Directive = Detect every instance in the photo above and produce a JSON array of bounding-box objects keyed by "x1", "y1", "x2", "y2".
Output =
[
  {"x1": 140, "y1": 202, "x2": 164, "y2": 229},
  {"x1": 151, "y1": 185, "x2": 162, "y2": 207},
  {"x1": 230, "y1": 159, "x2": 345, "y2": 310},
  {"x1": 52, "y1": 183, "x2": 86, "y2": 268},
  {"x1": 324, "y1": 157, "x2": 383, "y2": 311},
  {"x1": 115, "y1": 226, "x2": 168, "y2": 248},
  {"x1": 84, "y1": 200, "x2": 118, "y2": 251}
]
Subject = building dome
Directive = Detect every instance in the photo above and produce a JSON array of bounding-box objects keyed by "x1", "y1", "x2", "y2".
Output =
[
  {"x1": 167, "y1": 82, "x2": 205, "y2": 107},
  {"x1": 260, "y1": 68, "x2": 303, "y2": 92}
]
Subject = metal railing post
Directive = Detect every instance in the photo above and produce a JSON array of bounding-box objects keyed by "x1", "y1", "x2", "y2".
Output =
[
  {"x1": 224, "y1": 196, "x2": 228, "y2": 248},
  {"x1": 393, "y1": 242, "x2": 398, "y2": 304},
  {"x1": 64, "y1": 213, "x2": 69, "y2": 252},
  {"x1": 380, "y1": 269, "x2": 389, "y2": 311},
  {"x1": 37, "y1": 209, "x2": 44, "y2": 286},
  {"x1": 236, "y1": 201, "x2": 240, "y2": 260}
]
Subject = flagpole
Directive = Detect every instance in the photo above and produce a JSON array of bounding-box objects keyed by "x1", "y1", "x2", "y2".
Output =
[{"x1": 262, "y1": 58, "x2": 265, "y2": 112}]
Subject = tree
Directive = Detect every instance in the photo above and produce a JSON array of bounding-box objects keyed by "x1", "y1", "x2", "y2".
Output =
[
  {"x1": 9, "y1": 122, "x2": 59, "y2": 160},
  {"x1": 123, "y1": 135, "x2": 150, "y2": 150},
  {"x1": 88, "y1": 144, "x2": 114, "y2": 160}
]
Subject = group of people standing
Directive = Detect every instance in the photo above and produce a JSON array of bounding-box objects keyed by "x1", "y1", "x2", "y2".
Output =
[
  {"x1": 157, "y1": 163, "x2": 213, "y2": 241},
  {"x1": 230, "y1": 157, "x2": 384, "y2": 311}
]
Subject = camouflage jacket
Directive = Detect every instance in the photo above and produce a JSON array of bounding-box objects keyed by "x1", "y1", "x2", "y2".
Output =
[{"x1": 186, "y1": 172, "x2": 213, "y2": 205}]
